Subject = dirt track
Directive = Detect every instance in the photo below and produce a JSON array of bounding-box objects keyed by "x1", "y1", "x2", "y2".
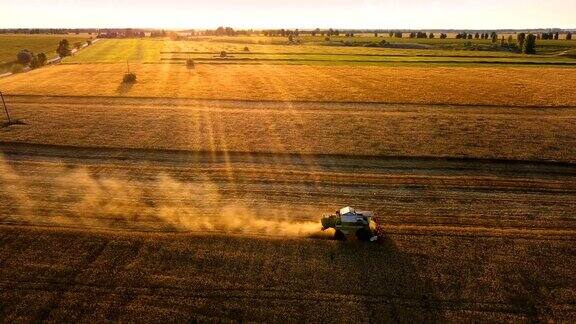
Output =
[{"x1": 1, "y1": 142, "x2": 575, "y2": 321}]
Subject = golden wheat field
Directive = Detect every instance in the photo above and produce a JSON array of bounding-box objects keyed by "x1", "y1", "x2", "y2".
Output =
[
  {"x1": 1, "y1": 64, "x2": 576, "y2": 106},
  {"x1": 1, "y1": 32, "x2": 576, "y2": 322}
]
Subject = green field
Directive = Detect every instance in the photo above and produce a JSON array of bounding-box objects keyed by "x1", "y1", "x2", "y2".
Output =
[
  {"x1": 64, "y1": 37, "x2": 576, "y2": 67},
  {"x1": 0, "y1": 34, "x2": 91, "y2": 64},
  {"x1": 3, "y1": 34, "x2": 575, "y2": 67}
]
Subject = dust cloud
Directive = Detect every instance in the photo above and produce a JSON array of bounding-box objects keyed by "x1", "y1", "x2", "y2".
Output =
[{"x1": 0, "y1": 155, "x2": 322, "y2": 237}]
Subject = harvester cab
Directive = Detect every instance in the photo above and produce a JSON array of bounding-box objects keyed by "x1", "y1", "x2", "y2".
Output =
[{"x1": 321, "y1": 206, "x2": 379, "y2": 242}]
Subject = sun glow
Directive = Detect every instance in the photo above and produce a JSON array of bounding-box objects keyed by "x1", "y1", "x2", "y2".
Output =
[{"x1": 1, "y1": 0, "x2": 575, "y2": 29}]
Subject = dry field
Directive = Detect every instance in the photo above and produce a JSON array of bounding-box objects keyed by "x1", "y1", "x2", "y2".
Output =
[
  {"x1": 1, "y1": 96, "x2": 576, "y2": 162},
  {"x1": 1, "y1": 96, "x2": 576, "y2": 322},
  {"x1": 1, "y1": 36, "x2": 576, "y2": 322},
  {"x1": 1, "y1": 64, "x2": 576, "y2": 106},
  {"x1": 0, "y1": 143, "x2": 575, "y2": 321}
]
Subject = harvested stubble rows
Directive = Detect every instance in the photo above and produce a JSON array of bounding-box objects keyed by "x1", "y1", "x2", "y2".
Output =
[
  {"x1": 2, "y1": 96, "x2": 576, "y2": 162},
  {"x1": 1, "y1": 64, "x2": 576, "y2": 106},
  {"x1": 0, "y1": 144, "x2": 575, "y2": 321}
]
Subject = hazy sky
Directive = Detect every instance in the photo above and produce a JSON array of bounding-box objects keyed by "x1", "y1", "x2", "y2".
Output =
[{"x1": 1, "y1": 0, "x2": 574, "y2": 29}]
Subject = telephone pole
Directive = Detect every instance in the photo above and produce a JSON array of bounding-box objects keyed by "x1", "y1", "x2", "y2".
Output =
[{"x1": 0, "y1": 91, "x2": 11, "y2": 124}]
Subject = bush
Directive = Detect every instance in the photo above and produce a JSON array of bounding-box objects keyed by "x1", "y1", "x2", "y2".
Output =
[
  {"x1": 56, "y1": 39, "x2": 72, "y2": 57},
  {"x1": 523, "y1": 34, "x2": 536, "y2": 54},
  {"x1": 243, "y1": 46, "x2": 250, "y2": 52},
  {"x1": 186, "y1": 59, "x2": 195, "y2": 69},
  {"x1": 37, "y1": 53, "x2": 47, "y2": 66},
  {"x1": 324, "y1": 37, "x2": 330, "y2": 41},
  {"x1": 11, "y1": 64, "x2": 24, "y2": 74},
  {"x1": 517, "y1": 33, "x2": 526, "y2": 50},
  {"x1": 491, "y1": 32, "x2": 498, "y2": 43},
  {"x1": 30, "y1": 53, "x2": 48, "y2": 69},
  {"x1": 30, "y1": 56, "x2": 40, "y2": 69},
  {"x1": 122, "y1": 73, "x2": 137, "y2": 83},
  {"x1": 220, "y1": 51, "x2": 227, "y2": 58},
  {"x1": 17, "y1": 50, "x2": 33, "y2": 65}
]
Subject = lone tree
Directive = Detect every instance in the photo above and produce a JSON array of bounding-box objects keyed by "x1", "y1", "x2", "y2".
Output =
[
  {"x1": 16, "y1": 49, "x2": 33, "y2": 65},
  {"x1": 517, "y1": 33, "x2": 526, "y2": 50},
  {"x1": 37, "y1": 53, "x2": 47, "y2": 66},
  {"x1": 523, "y1": 34, "x2": 536, "y2": 54},
  {"x1": 30, "y1": 53, "x2": 47, "y2": 69},
  {"x1": 490, "y1": 32, "x2": 498, "y2": 43},
  {"x1": 56, "y1": 39, "x2": 71, "y2": 57}
]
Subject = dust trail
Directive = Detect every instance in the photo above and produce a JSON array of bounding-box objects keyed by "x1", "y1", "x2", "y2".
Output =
[{"x1": 0, "y1": 155, "x2": 322, "y2": 237}]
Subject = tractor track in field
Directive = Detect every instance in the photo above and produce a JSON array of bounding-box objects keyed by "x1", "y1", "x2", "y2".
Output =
[
  {"x1": 1, "y1": 223, "x2": 575, "y2": 321},
  {"x1": 2, "y1": 96, "x2": 576, "y2": 163},
  {"x1": 5, "y1": 93, "x2": 576, "y2": 109},
  {"x1": 2, "y1": 142, "x2": 576, "y2": 175},
  {"x1": 3, "y1": 278, "x2": 575, "y2": 314},
  {"x1": 1, "y1": 142, "x2": 575, "y2": 240},
  {"x1": 0, "y1": 221, "x2": 575, "y2": 241}
]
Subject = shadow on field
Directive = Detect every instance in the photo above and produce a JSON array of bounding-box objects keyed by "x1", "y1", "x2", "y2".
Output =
[
  {"x1": 116, "y1": 82, "x2": 135, "y2": 95},
  {"x1": 327, "y1": 235, "x2": 445, "y2": 322},
  {"x1": 1, "y1": 119, "x2": 27, "y2": 129}
]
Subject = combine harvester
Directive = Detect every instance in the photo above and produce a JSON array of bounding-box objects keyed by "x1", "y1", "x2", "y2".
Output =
[{"x1": 321, "y1": 206, "x2": 380, "y2": 242}]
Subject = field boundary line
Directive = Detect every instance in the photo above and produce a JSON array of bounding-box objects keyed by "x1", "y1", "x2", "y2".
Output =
[
  {"x1": 159, "y1": 57, "x2": 576, "y2": 66},
  {"x1": 2, "y1": 141, "x2": 576, "y2": 167},
  {"x1": 160, "y1": 51, "x2": 554, "y2": 59},
  {"x1": 3, "y1": 94, "x2": 576, "y2": 109}
]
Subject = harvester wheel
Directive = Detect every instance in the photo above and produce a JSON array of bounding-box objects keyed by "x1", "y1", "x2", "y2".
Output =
[
  {"x1": 356, "y1": 228, "x2": 372, "y2": 241},
  {"x1": 334, "y1": 230, "x2": 347, "y2": 241}
]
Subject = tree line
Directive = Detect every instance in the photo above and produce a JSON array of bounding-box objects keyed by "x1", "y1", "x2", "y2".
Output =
[
  {"x1": 4, "y1": 28, "x2": 572, "y2": 41},
  {"x1": 10, "y1": 39, "x2": 84, "y2": 74}
]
